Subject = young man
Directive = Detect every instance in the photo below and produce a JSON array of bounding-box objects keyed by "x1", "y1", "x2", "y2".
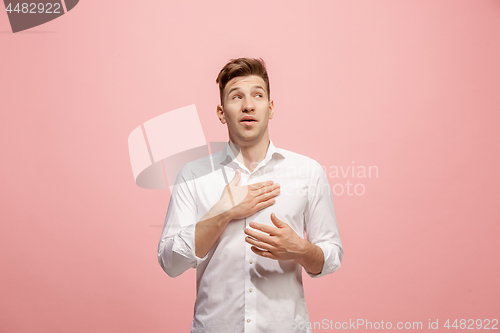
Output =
[{"x1": 158, "y1": 58, "x2": 343, "y2": 333}]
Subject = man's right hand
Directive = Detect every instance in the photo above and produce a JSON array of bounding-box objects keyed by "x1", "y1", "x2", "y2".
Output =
[
  {"x1": 195, "y1": 170, "x2": 280, "y2": 258},
  {"x1": 218, "y1": 169, "x2": 280, "y2": 220}
]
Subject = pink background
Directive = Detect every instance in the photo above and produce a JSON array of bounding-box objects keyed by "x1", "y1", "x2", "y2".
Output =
[{"x1": 1, "y1": 1, "x2": 499, "y2": 332}]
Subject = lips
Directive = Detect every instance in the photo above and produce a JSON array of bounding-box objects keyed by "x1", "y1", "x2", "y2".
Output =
[{"x1": 240, "y1": 116, "x2": 257, "y2": 123}]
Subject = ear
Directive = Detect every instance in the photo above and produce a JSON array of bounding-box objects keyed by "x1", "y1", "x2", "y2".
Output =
[
  {"x1": 217, "y1": 104, "x2": 226, "y2": 124},
  {"x1": 268, "y1": 100, "x2": 275, "y2": 120}
]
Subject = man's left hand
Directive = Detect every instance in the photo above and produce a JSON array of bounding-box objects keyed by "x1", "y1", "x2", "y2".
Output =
[{"x1": 244, "y1": 213, "x2": 306, "y2": 261}]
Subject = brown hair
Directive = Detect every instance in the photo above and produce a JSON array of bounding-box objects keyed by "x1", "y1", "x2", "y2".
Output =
[{"x1": 216, "y1": 58, "x2": 270, "y2": 105}]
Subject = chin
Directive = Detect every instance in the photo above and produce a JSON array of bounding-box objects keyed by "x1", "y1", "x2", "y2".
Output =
[
  {"x1": 229, "y1": 126, "x2": 267, "y2": 144},
  {"x1": 229, "y1": 133, "x2": 254, "y2": 145},
  {"x1": 241, "y1": 133, "x2": 267, "y2": 145}
]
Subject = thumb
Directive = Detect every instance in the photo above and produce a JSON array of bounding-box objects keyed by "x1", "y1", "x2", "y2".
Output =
[
  {"x1": 229, "y1": 169, "x2": 241, "y2": 186},
  {"x1": 270, "y1": 213, "x2": 284, "y2": 228}
]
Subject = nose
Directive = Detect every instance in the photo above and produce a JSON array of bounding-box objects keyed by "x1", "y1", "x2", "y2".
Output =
[{"x1": 242, "y1": 96, "x2": 255, "y2": 112}]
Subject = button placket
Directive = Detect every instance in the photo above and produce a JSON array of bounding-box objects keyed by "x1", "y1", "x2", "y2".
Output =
[
  {"x1": 242, "y1": 165, "x2": 259, "y2": 332},
  {"x1": 244, "y1": 215, "x2": 257, "y2": 332}
]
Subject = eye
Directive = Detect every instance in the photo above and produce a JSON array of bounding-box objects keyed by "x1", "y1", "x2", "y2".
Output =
[
  {"x1": 232, "y1": 95, "x2": 241, "y2": 100},
  {"x1": 255, "y1": 93, "x2": 263, "y2": 98}
]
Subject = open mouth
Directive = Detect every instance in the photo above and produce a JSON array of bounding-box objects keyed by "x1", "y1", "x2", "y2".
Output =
[{"x1": 241, "y1": 117, "x2": 257, "y2": 123}]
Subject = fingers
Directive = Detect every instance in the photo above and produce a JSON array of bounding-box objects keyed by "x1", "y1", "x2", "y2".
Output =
[
  {"x1": 250, "y1": 183, "x2": 280, "y2": 208},
  {"x1": 229, "y1": 169, "x2": 241, "y2": 186},
  {"x1": 257, "y1": 188, "x2": 280, "y2": 203},
  {"x1": 254, "y1": 183, "x2": 280, "y2": 197},
  {"x1": 249, "y1": 180, "x2": 274, "y2": 191},
  {"x1": 248, "y1": 222, "x2": 277, "y2": 235},
  {"x1": 245, "y1": 235, "x2": 273, "y2": 251},
  {"x1": 245, "y1": 225, "x2": 277, "y2": 241},
  {"x1": 254, "y1": 198, "x2": 276, "y2": 211},
  {"x1": 270, "y1": 213, "x2": 284, "y2": 228},
  {"x1": 250, "y1": 246, "x2": 276, "y2": 259}
]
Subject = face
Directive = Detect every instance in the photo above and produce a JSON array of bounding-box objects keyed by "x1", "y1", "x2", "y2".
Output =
[{"x1": 217, "y1": 75, "x2": 274, "y2": 147}]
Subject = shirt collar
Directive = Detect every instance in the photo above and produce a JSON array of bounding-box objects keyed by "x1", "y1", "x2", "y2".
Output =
[{"x1": 219, "y1": 139, "x2": 285, "y2": 167}]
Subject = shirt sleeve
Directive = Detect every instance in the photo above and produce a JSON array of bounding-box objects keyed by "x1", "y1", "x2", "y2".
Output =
[
  {"x1": 157, "y1": 164, "x2": 209, "y2": 278},
  {"x1": 303, "y1": 160, "x2": 343, "y2": 278}
]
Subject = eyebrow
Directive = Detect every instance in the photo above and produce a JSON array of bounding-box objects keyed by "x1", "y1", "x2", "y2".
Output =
[{"x1": 226, "y1": 85, "x2": 266, "y2": 96}]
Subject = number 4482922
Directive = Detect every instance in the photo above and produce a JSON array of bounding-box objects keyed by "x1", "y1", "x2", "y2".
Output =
[
  {"x1": 5, "y1": 3, "x2": 62, "y2": 14},
  {"x1": 444, "y1": 319, "x2": 498, "y2": 330}
]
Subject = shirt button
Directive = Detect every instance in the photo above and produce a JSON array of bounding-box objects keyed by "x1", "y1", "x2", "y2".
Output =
[
  {"x1": 249, "y1": 259, "x2": 253, "y2": 264},
  {"x1": 249, "y1": 288, "x2": 253, "y2": 293},
  {"x1": 247, "y1": 319, "x2": 251, "y2": 323}
]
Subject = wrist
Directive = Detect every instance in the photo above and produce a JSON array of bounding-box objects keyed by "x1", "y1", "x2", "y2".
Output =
[
  {"x1": 294, "y1": 238, "x2": 310, "y2": 262},
  {"x1": 297, "y1": 241, "x2": 324, "y2": 276},
  {"x1": 206, "y1": 200, "x2": 231, "y2": 220},
  {"x1": 221, "y1": 208, "x2": 235, "y2": 223}
]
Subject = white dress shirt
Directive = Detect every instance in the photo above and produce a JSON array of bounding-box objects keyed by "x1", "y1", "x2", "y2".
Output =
[{"x1": 158, "y1": 140, "x2": 343, "y2": 333}]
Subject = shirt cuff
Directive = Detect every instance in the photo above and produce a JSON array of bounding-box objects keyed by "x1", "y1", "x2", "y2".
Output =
[
  {"x1": 172, "y1": 223, "x2": 209, "y2": 266},
  {"x1": 306, "y1": 241, "x2": 343, "y2": 278}
]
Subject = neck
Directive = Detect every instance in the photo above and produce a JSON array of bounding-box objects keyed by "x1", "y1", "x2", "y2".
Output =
[{"x1": 229, "y1": 134, "x2": 270, "y2": 173}]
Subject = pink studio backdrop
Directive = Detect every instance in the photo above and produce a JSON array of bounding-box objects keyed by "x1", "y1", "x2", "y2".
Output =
[{"x1": 1, "y1": 1, "x2": 499, "y2": 332}]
